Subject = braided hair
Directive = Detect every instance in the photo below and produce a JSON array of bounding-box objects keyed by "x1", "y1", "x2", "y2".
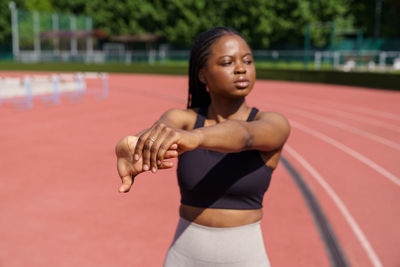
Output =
[{"x1": 187, "y1": 27, "x2": 245, "y2": 109}]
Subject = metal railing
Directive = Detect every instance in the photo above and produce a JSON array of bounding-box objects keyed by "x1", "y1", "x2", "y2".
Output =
[{"x1": 5, "y1": 49, "x2": 400, "y2": 72}]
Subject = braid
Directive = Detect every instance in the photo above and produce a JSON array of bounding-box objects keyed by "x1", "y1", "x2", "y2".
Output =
[{"x1": 187, "y1": 27, "x2": 244, "y2": 109}]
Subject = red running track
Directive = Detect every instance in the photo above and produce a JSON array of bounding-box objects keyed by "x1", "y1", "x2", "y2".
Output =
[{"x1": 0, "y1": 72, "x2": 399, "y2": 266}]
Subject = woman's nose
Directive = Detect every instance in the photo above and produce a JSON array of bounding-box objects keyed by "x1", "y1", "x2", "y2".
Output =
[{"x1": 234, "y1": 62, "x2": 246, "y2": 74}]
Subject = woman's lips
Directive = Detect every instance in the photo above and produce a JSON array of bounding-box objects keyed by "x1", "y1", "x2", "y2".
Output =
[{"x1": 234, "y1": 80, "x2": 249, "y2": 89}]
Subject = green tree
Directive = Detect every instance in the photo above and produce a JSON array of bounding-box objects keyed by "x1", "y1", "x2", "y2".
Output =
[
  {"x1": 46, "y1": 0, "x2": 357, "y2": 48},
  {"x1": 26, "y1": 0, "x2": 53, "y2": 11},
  {"x1": 351, "y1": 0, "x2": 400, "y2": 38},
  {"x1": 2, "y1": 0, "x2": 397, "y2": 51},
  {"x1": 0, "y1": 0, "x2": 26, "y2": 46}
]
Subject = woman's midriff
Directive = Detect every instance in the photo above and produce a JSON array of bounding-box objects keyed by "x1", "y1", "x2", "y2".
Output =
[{"x1": 179, "y1": 204, "x2": 263, "y2": 228}]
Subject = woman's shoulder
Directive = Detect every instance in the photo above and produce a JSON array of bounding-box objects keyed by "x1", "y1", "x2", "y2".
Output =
[
  {"x1": 163, "y1": 107, "x2": 200, "y2": 118},
  {"x1": 254, "y1": 109, "x2": 291, "y2": 132},
  {"x1": 161, "y1": 108, "x2": 200, "y2": 130},
  {"x1": 254, "y1": 110, "x2": 288, "y2": 120}
]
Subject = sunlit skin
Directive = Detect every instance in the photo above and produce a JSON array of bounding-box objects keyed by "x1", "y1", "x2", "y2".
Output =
[
  {"x1": 199, "y1": 35, "x2": 256, "y2": 123},
  {"x1": 115, "y1": 34, "x2": 291, "y2": 227},
  {"x1": 183, "y1": 35, "x2": 276, "y2": 226}
]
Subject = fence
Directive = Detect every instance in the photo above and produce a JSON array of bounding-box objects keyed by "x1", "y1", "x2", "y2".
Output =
[
  {"x1": 8, "y1": 2, "x2": 94, "y2": 59},
  {"x1": 10, "y1": 49, "x2": 400, "y2": 73},
  {"x1": 5, "y1": 3, "x2": 400, "y2": 73},
  {"x1": 254, "y1": 50, "x2": 400, "y2": 72}
]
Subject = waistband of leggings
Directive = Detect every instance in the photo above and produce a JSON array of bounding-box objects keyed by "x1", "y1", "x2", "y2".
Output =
[{"x1": 178, "y1": 216, "x2": 261, "y2": 232}]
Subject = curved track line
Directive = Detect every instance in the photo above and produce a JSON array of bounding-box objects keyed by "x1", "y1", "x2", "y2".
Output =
[
  {"x1": 268, "y1": 97, "x2": 400, "y2": 133},
  {"x1": 284, "y1": 145, "x2": 384, "y2": 267},
  {"x1": 311, "y1": 100, "x2": 400, "y2": 122},
  {"x1": 314, "y1": 100, "x2": 400, "y2": 122},
  {"x1": 267, "y1": 103, "x2": 400, "y2": 151},
  {"x1": 280, "y1": 156, "x2": 349, "y2": 267},
  {"x1": 264, "y1": 92, "x2": 400, "y2": 122},
  {"x1": 290, "y1": 121, "x2": 400, "y2": 187}
]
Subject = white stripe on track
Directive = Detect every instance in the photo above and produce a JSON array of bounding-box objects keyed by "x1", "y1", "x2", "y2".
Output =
[
  {"x1": 291, "y1": 120, "x2": 400, "y2": 187},
  {"x1": 284, "y1": 145, "x2": 384, "y2": 267},
  {"x1": 311, "y1": 99, "x2": 400, "y2": 122},
  {"x1": 268, "y1": 104, "x2": 400, "y2": 151},
  {"x1": 267, "y1": 93, "x2": 400, "y2": 122},
  {"x1": 267, "y1": 97, "x2": 400, "y2": 133}
]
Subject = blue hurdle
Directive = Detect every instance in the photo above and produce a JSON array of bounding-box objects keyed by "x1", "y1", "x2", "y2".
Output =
[
  {"x1": 0, "y1": 76, "x2": 33, "y2": 109},
  {"x1": 0, "y1": 72, "x2": 109, "y2": 110}
]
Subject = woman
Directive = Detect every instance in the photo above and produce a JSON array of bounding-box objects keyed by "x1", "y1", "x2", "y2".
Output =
[{"x1": 115, "y1": 27, "x2": 290, "y2": 266}]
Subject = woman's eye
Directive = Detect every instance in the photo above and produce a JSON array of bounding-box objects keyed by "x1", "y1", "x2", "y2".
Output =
[
  {"x1": 244, "y1": 59, "x2": 253, "y2": 64},
  {"x1": 221, "y1": 62, "x2": 232, "y2": 66}
]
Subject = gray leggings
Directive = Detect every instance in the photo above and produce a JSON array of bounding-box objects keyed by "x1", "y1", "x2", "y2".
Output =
[{"x1": 164, "y1": 217, "x2": 271, "y2": 267}]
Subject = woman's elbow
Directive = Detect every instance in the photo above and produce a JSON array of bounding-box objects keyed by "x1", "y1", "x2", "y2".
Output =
[{"x1": 242, "y1": 126, "x2": 254, "y2": 150}]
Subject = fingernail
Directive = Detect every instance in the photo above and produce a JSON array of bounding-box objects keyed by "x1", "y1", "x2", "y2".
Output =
[
  {"x1": 157, "y1": 160, "x2": 161, "y2": 165},
  {"x1": 143, "y1": 164, "x2": 149, "y2": 171},
  {"x1": 152, "y1": 167, "x2": 157, "y2": 173},
  {"x1": 134, "y1": 154, "x2": 139, "y2": 161}
]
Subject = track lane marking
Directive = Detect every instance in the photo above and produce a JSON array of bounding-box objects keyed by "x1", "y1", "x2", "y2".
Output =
[
  {"x1": 267, "y1": 97, "x2": 400, "y2": 133},
  {"x1": 260, "y1": 89, "x2": 400, "y2": 122},
  {"x1": 290, "y1": 121, "x2": 400, "y2": 187},
  {"x1": 284, "y1": 145, "x2": 384, "y2": 267},
  {"x1": 266, "y1": 103, "x2": 400, "y2": 151},
  {"x1": 280, "y1": 155, "x2": 349, "y2": 267},
  {"x1": 311, "y1": 99, "x2": 400, "y2": 122}
]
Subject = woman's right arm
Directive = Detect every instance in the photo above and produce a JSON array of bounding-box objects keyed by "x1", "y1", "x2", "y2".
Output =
[
  {"x1": 132, "y1": 108, "x2": 197, "y2": 169},
  {"x1": 115, "y1": 135, "x2": 179, "y2": 193},
  {"x1": 115, "y1": 108, "x2": 196, "y2": 192}
]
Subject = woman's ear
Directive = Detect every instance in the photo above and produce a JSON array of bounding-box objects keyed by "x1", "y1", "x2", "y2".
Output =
[{"x1": 198, "y1": 71, "x2": 207, "y2": 85}]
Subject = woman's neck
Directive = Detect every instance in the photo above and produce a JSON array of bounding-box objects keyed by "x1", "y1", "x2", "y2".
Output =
[{"x1": 208, "y1": 99, "x2": 250, "y2": 123}]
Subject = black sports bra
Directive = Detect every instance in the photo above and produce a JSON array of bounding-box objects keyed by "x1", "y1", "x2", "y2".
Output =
[{"x1": 177, "y1": 107, "x2": 273, "y2": 210}]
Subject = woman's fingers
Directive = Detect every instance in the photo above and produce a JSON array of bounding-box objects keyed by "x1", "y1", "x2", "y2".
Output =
[
  {"x1": 141, "y1": 138, "x2": 154, "y2": 171},
  {"x1": 118, "y1": 157, "x2": 174, "y2": 193},
  {"x1": 134, "y1": 131, "x2": 151, "y2": 161},
  {"x1": 133, "y1": 123, "x2": 180, "y2": 174},
  {"x1": 119, "y1": 175, "x2": 134, "y2": 193},
  {"x1": 139, "y1": 123, "x2": 175, "y2": 173},
  {"x1": 148, "y1": 127, "x2": 173, "y2": 172},
  {"x1": 118, "y1": 152, "x2": 175, "y2": 193},
  {"x1": 164, "y1": 149, "x2": 178, "y2": 159},
  {"x1": 158, "y1": 160, "x2": 174, "y2": 169},
  {"x1": 134, "y1": 125, "x2": 162, "y2": 161},
  {"x1": 157, "y1": 131, "x2": 180, "y2": 165},
  {"x1": 135, "y1": 123, "x2": 164, "y2": 167},
  {"x1": 154, "y1": 149, "x2": 178, "y2": 170},
  {"x1": 116, "y1": 133, "x2": 177, "y2": 193}
]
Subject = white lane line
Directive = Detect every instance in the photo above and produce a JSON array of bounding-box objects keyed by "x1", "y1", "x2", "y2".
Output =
[
  {"x1": 291, "y1": 120, "x2": 400, "y2": 187},
  {"x1": 284, "y1": 145, "x2": 384, "y2": 267},
  {"x1": 312, "y1": 99, "x2": 400, "y2": 122},
  {"x1": 260, "y1": 87, "x2": 400, "y2": 121},
  {"x1": 263, "y1": 91, "x2": 400, "y2": 122},
  {"x1": 267, "y1": 103, "x2": 400, "y2": 151},
  {"x1": 267, "y1": 97, "x2": 400, "y2": 133}
]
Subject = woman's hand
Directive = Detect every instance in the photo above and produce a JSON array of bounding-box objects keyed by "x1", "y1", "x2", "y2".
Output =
[
  {"x1": 133, "y1": 123, "x2": 203, "y2": 174},
  {"x1": 115, "y1": 135, "x2": 178, "y2": 193}
]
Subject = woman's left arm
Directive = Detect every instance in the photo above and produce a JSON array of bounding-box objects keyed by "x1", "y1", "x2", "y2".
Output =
[
  {"x1": 193, "y1": 112, "x2": 290, "y2": 153},
  {"x1": 137, "y1": 112, "x2": 290, "y2": 173}
]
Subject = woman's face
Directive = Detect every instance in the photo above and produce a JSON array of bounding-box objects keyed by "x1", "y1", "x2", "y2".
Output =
[{"x1": 200, "y1": 34, "x2": 256, "y2": 101}]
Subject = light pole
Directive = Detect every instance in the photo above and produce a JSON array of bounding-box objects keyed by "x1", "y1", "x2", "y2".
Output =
[
  {"x1": 374, "y1": 0, "x2": 382, "y2": 39},
  {"x1": 8, "y1": 1, "x2": 19, "y2": 59}
]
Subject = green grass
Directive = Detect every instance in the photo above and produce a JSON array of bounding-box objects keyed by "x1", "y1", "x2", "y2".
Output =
[
  {"x1": 0, "y1": 61, "x2": 188, "y2": 75},
  {"x1": 0, "y1": 60, "x2": 399, "y2": 90},
  {"x1": 254, "y1": 61, "x2": 334, "y2": 71}
]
